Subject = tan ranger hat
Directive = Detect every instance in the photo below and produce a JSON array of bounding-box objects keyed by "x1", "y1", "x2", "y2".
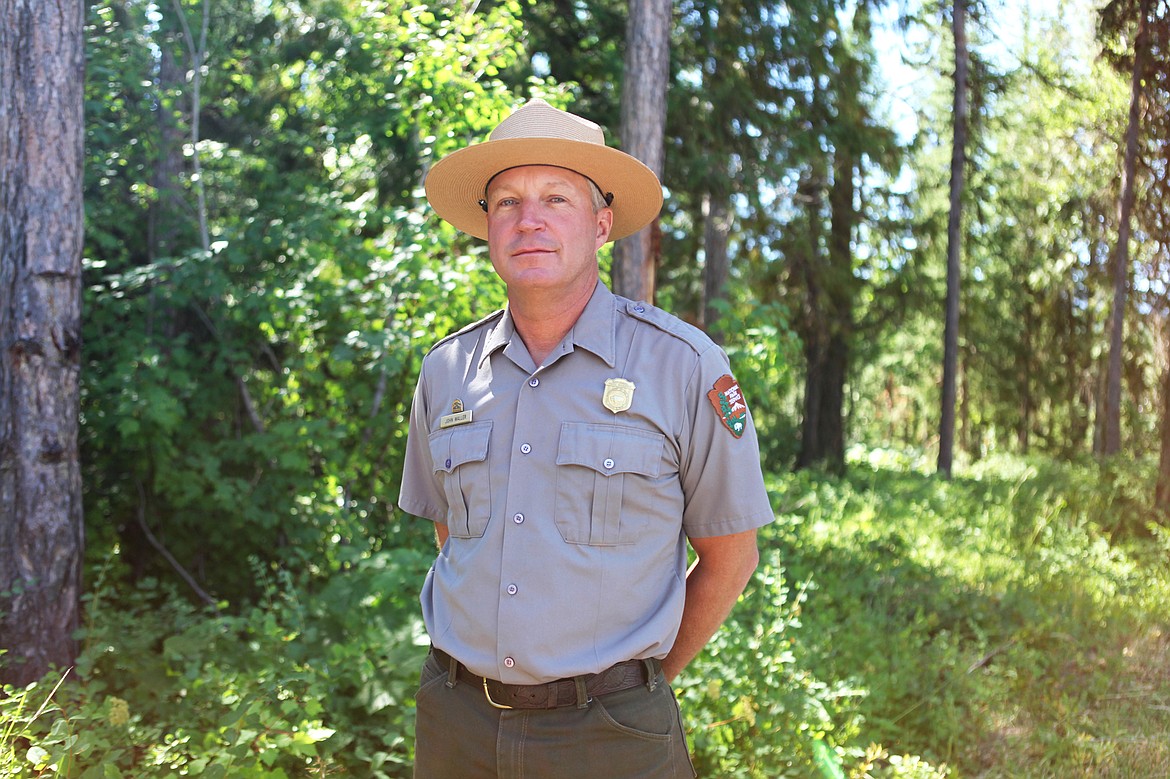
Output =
[{"x1": 424, "y1": 98, "x2": 663, "y2": 242}]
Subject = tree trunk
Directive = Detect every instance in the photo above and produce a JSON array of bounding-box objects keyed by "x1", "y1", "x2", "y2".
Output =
[
  {"x1": 1157, "y1": 314, "x2": 1170, "y2": 513},
  {"x1": 938, "y1": 0, "x2": 968, "y2": 479},
  {"x1": 796, "y1": 149, "x2": 854, "y2": 474},
  {"x1": 797, "y1": 329, "x2": 849, "y2": 474},
  {"x1": 701, "y1": 193, "x2": 732, "y2": 344},
  {"x1": 149, "y1": 40, "x2": 187, "y2": 263},
  {"x1": 1103, "y1": 0, "x2": 1150, "y2": 456},
  {"x1": 612, "y1": 0, "x2": 670, "y2": 302},
  {"x1": 1019, "y1": 287, "x2": 1034, "y2": 452},
  {"x1": 0, "y1": 0, "x2": 86, "y2": 686}
]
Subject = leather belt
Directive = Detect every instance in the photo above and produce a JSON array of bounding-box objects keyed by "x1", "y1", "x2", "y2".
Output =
[{"x1": 431, "y1": 647, "x2": 659, "y2": 710}]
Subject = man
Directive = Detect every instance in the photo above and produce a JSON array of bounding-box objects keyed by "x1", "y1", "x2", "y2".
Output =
[{"x1": 398, "y1": 98, "x2": 774, "y2": 779}]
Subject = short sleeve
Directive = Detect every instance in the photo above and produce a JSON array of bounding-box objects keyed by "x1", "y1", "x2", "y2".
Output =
[
  {"x1": 397, "y1": 367, "x2": 446, "y2": 523},
  {"x1": 678, "y1": 346, "x2": 774, "y2": 539}
]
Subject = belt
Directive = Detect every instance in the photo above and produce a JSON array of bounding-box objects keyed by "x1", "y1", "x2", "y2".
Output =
[{"x1": 431, "y1": 647, "x2": 660, "y2": 710}]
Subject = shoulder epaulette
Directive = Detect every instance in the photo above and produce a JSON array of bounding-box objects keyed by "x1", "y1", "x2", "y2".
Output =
[
  {"x1": 618, "y1": 297, "x2": 718, "y2": 358},
  {"x1": 427, "y1": 308, "x2": 506, "y2": 354}
]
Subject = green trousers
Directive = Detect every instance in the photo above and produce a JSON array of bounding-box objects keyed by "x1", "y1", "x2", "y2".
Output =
[{"x1": 412, "y1": 650, "x2": 697, "y2": 779}]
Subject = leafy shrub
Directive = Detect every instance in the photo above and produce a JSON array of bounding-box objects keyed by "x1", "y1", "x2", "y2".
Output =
[
  {"x1": 773, "y1": 452, "x2": 1170, "y2": 776},
  {"x1": 9, "y1": 451, "x2": 1165, "y2": 778},
  {"x1": 3, "y1": 542, "x2": 431, "y2": 778}
]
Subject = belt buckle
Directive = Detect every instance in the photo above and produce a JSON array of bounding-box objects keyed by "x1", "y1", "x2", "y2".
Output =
[{"x1": 483, "y1": 678, "x2": 515, "y2": 710}]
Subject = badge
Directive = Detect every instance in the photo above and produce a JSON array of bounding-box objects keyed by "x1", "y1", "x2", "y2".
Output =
[
  {"x1": 602, "y1": 378, "x2": 636, "y2": 414},
  {"x1": 440, "y1": 398, "x2": 473, "y2": 429},
  {"x1": 707, "y1": 375, "x2": 748, "y2": 438}
]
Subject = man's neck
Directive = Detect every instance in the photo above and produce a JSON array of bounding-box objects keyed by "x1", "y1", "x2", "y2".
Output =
[{"x1": 507, "y1": 279, "x2": 597, "y2": 366}]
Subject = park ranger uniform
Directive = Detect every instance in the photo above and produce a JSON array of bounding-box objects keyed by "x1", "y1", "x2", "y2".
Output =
[{"x1": 398, "y1": 280, "x2": 774, "y2": 777}]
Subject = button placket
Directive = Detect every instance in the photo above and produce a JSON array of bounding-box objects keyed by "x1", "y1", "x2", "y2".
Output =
[{"x1": 497, "y1": 365, "x2": 552, "y2": 679}]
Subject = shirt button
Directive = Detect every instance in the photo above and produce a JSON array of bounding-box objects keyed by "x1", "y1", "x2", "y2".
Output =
[
  {"x1": 504, "y1": 657, "x2": 515, "y2": 669},
  {"x1": 507, "y1": 584, "x2": 518, "y2": 595},
  {"x1": 603, "y1": 458, "x2": 615, "y2": 470},
  {"x1": 513, "y1": 513, "x2": 525, "y2": 524},
  {"x1": 520, "y1": 443, "x2": 532, "y2": 454},
  {"x1": 445, "y1": 458, "x2": 452, "y2": 469},
  {"x1": 634, "y1": 304, "x2": 645, "y2": 313},
  {"x1": 528, "y1": 378, "x2": 540, "y2": 388}
]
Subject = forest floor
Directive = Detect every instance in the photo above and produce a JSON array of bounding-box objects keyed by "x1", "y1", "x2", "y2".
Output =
[
  {"x1": 772, "y1": 455, "x2": 1170, "y2": 779},
  {"x1": 1070, "y1": 625, "x2": 1170, "y2": 777}
]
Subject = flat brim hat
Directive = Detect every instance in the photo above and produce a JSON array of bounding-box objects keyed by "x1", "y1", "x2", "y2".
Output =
[{"x1": 424, "y1": 98, "x2": 663, "y2": 242}]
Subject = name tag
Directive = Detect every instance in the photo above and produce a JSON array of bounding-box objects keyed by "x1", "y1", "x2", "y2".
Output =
[{"x1": 439, "y1": 410, "x2": 473, "y2": 429}]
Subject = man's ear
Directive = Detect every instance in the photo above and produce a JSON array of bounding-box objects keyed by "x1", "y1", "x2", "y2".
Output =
[{"x1": 595, "y1": 207, "x2": 614, "y2": 249}]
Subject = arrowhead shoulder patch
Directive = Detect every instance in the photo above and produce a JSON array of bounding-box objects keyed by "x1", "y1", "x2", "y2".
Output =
[{"x1": 707, "y1": 374, "x2": 748, "y2": 438}]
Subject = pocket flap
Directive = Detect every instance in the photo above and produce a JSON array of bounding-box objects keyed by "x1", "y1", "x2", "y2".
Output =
[
  {"x1": 429, "y1": 421, "x2": 492, "y2": 473},
  {"x1": 556, "y1": 423, "x2": 664, "y2": 477}
]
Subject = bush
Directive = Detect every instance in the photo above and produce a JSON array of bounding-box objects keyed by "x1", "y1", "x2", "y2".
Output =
[
  {"x1": 3, "y1": 544, "x2": 431, "y2": 778},
  {"x1": 8, "y1": 451, "x2": 1165, "y2": 778}
]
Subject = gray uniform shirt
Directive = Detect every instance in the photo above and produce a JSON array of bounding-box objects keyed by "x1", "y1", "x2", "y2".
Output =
[{"x1": 398, "y1": 281, "x2": 774, "y2": 685}]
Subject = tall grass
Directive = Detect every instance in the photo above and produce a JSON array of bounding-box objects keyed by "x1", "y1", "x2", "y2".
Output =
[
  {"x1": 3, "y1": 451, "x2": 1167, "y2": 777},
  {"x1": 748, "y1": 450, "x2": 1170, "y2": 778}
]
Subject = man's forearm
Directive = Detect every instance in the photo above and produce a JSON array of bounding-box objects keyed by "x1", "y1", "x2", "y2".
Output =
[{"x1": 661, "y1": 529, "x2": 760, "y2": 682}]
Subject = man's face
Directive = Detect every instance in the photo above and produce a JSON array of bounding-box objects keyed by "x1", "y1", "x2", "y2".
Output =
[{"x1": 485, "y1": 165, "x2": 613, "y2": 298}]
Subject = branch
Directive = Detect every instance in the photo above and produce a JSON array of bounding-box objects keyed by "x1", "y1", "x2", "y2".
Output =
[{"x1": 135, "y1": 480, "x2": 217, "y2": 607}]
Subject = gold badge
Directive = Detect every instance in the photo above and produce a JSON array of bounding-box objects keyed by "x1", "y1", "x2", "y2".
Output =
[
  {"x1": 602, "y1": 378, "x2": 636, "y2": 414},
  {"x1": 440, "y1": 398, "x2": 473, "y2": 429}
]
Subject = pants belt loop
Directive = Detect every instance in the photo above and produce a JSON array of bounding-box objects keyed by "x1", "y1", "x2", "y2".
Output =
[
  {"x1": 573, "y1": 676, "x2": 591, "y2": 709},
  {"x1": 444, "y1": 652, "x2": 459, "y2": 689},
  {"x1": 643, "y1": 659, "x2": 660, "y2": 692}
]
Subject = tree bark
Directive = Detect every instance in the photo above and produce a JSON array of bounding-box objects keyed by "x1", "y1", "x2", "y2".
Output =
[
  {"x1": 149, "y1": 40, "x2": 187, "y2": 263},
  {"x1": 612, "y1": 0, "x2": 670, "y2": 302},
  {"x1": 1103, "y1": 0, "x2": 1150, "y2": 456},
  {"x1": 797, "y1": 329, "x2": 849, "y2": 474},
  {"x1": 796, "y1": 148, "x2": 854, "y2": 475},
  {"x1": 701, "y1": 193, "x2": 732, "y2": 344},
  {"x1": 1156, "y1": 314, "x2": 1170, "y2": 513},
  {"x1": 938, "y1": 0, "x2": 968, "y2": 479},
  {"x1": 0, "y1": 0, "x2": 86, "y2": 685}
]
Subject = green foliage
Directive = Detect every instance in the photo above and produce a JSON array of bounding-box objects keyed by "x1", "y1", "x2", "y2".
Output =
[
  {"x1": 772, "y1": 450, "x2": 1170, "y2": 777},
  {"x1": 81, "y1": 0, "x2": 523, "y2": 599},
  {"x1": 59, "y1": 2, "x2": 1170, "y2": 778},
  {"x1": 679, "y1": 547, "x2": 850, "y2": 778},
  {"x1": 7, "y1": 453, "x2": 1168, "y2": 777},
  {"x1": 2, "y1": 544, "x2": 431, "y2": 778}
]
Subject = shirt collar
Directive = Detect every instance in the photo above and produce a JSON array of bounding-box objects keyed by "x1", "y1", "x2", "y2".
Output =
[
  {"x1": 479, "y1": 280, "x2": 618, "y2": 370},
  {"x1": 566, "y1": 280, "x2": 618, "y2": 367}
]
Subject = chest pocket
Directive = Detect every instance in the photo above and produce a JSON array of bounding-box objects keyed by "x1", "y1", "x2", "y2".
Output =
[
  {"x1": 428, "y1": 421, "x2": 493, "y2": 539},
  {"x1": 554, "y1": 423, "x2": 667, "y2": 546}
]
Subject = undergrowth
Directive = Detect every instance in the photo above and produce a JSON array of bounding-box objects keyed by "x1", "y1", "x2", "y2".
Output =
[
  {"x1": 766, "y1": 449, "x2": 1170, "y2": 778},
  {"x1": 2, "y1": 451, "x2": 1167, "y2": 778}
]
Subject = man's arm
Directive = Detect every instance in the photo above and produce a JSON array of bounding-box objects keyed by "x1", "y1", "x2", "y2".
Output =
[
  {"x1": 434, "y1": 521, "x2": 449, "y2": 551},
  {"x1": 661, "y1": 528, "x2": 759, "y2": 683}
]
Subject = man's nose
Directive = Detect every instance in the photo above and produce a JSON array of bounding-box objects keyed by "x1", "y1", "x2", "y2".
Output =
[{"x1": 515, "y1": 199, "x2": 545, "y2": 230}]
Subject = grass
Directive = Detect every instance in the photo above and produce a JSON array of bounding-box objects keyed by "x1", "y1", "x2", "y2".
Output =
[
  {"x1": 4, "y1": 449, "x2": 1167, "y2": 778},
  {"x1": 761, "y1": 450, "x2": 1170, "y2": 778}
]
